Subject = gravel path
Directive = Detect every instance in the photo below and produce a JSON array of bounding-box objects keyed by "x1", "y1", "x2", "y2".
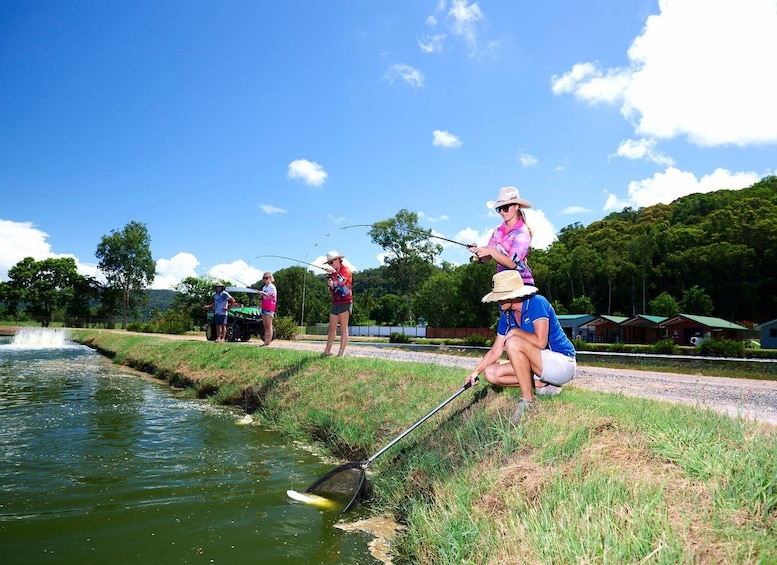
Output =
[{"x1": 269, "y1": 340, "x2": 777, "y2": 426}]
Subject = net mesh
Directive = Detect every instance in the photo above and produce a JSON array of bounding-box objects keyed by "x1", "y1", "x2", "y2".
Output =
[{"x1": 306, "y1": 461, "x2": 371, "y2": 512}]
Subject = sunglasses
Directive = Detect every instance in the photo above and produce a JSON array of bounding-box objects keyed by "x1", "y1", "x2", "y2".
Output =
[
  {"x1": 262, "y1": 276, "x2": 270, "y2": 279},
  {"x1": 496, "y1": 204, "x2": 515, "y2": 213}
]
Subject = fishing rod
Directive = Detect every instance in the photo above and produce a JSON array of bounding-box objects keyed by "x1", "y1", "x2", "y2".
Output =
[
  {"x1": 338, "y1": 224, "x2": 482, "y2": 261},
  {"x1": 254, "y1": 255, "x2": 330, "y2": 272},
  {"x1": 204, "y1": 268, "x2": 251, "y2": 288},
  {"x1": 338, "y1": 223, "x2": 474, "y2": 249}
]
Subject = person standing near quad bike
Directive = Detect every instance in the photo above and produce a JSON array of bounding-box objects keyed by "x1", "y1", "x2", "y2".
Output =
[
  {"x1": 258, "y1": 272, "x2": 277, "y2": 346},
  {"x1": 468, "y1": 186, "x2": 535, "y2": 285},
  {"x1": 322, "y1": 251, "x2": 352, "y2": 357},
  {"x1": 204, "y1": 282, "x2": 235, "y2": 342}
]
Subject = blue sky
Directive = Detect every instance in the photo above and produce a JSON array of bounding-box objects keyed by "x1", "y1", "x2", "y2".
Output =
[{"x1": 2, "y1": 0, "x2": 776, "y2": 290}]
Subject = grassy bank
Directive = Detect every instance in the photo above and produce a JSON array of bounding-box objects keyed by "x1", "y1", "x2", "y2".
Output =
[{"x1": 71, "y1": 330, "x2": 776, "y2": 564}]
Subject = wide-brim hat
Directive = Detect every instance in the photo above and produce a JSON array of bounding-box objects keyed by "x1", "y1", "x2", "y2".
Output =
[
  {"x1": 325, "y1": 250, "x2": 345, "y2": 264},
  {"x1": 492, "y1": 186, "x2": 532, "y2": 209},
  {"x1": 214, "y1": 281, "x2": 226, "y2": 288},
  {"x1": 481, "y1": 270, "x2": 538, "y2": 303}
]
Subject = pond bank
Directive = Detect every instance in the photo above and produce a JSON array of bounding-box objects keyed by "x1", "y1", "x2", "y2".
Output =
[{"x1": 70, "y1": 329, "x2": 777, "y2": 564}]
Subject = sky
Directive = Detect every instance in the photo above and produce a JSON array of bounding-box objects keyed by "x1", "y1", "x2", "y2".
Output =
[{"x1": 2, "y1": 0, "x2": 776, "y2": 290}]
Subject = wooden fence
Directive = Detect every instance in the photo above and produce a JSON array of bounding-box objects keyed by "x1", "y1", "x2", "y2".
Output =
[{"x1": 425, "y1": 327, "x2": 493, "y2": 339}]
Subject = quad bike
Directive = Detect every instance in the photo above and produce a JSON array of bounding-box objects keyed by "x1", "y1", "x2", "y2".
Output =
[{"x1": 204, "y1": 286, "x2": 275, "y2": 342}]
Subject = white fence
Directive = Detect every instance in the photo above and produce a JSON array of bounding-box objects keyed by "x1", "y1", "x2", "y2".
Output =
[{"x1": 305, "y1": 324, "x2": 427, "y2": 337}]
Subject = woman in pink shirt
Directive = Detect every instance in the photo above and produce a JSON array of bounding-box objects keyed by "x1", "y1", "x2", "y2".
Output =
[
  {"x1": 258, "y1": 272, "x2": 277, "y2": 346},
  {"x1": 468, "y1": 186, "x2": 535, "y2": 285}
]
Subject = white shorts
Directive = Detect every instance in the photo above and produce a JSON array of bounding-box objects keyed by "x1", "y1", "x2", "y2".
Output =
[{"x1": 536, "y1": 350, "x2": 576, "y2": 386}]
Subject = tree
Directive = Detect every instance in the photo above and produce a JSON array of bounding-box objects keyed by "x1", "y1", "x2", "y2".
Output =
[
  {"x1": 453, "y1": 261, "x2": 496, "y2": 327},
  {"x1": 95, "y1": 221, "x2": 156, "y2": 329},
  {"x1": 412, "y1": 270, "x2": 460, "y2": 327},
  {"x1": 4, "y1": 256, "x2": 93, "y2": 326},
  {"x1": 172, "y1": 276, "x2": 218, "y2": 328},
  {"x1": 569, "y1": 295, "x2": 595, "y2": 315},
  {"x1": 649, "y1": 291, "x2": 680, "y2": 317},
  {"x1": 368, "y1": 209, "x2": 442, "y2": 322},
  {"x1": 374, "y1": 293, "x2": 409, "y2": 326},
  {"x1": 681, "y1": 285, "x2": 714, "y2": 316}
]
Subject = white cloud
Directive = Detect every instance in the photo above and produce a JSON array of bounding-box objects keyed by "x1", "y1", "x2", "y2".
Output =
[
  {"x1": 551, "y1": 62, "x2": 631, "y2": 104},
  {"x1": 384, "y1": 64, "x2": 425, "y2": 88},
  {"x1": 418, "y1": 34, "x2": 445, "y2": 53},
  {"x1": 0, "y1": 219, "x2": 96, "y2": 281},
  {"x1": 287, "y1": 159, "x2": 328, "y2": 187},
  {"x1": 152, "y1": 252, "x2": 200, "y2": 290},
  {"x1": 423, "y1": 0, "x2": 491, "y2": 56},
  {"x1": 523, "y1": 209, "x2": 557, "y2": 250},
  {"x1": 418, "y1": 212, "x2": 450, "y2": 223},
  {"x1": 561, "y1": 206, "x2": 595, "y2": 215},
  {"x1": 518, "y1": 153, "x2": 538, "y2": 167},
  {"x1": 207, "y1": 260, "x2": 264, "y2": 288},
  {"x1": 432, "y1": 129, "x2": 462, "y2": 147},
  {"x1": 447, "y1": 0, "x2": 484, "y2": 49},
  {"x1": 612, "y1": 138, "x2": 674, "y2": 166},
  {"x1": 260, "y1": 204, "x2": 286, "y2": 214},
  {"x1": 0, "y1": 220, "x2": 53, "y2": 280},
  {"x1": 552, "y1": 0, "x2": 777, "y2": 147},
  {"x1": 327, "y1": 214, "x2": 347, "y2": 224},
  {"x1": 603, "y1": 167, "x2": 761, "y2": 211}
]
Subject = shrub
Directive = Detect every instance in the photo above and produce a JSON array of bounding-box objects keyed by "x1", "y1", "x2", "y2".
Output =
[
  {"x1": 155, "y1": 309, "x2": 191, "y2": 335},
  {"x1": 573, "y1": 337, "x2": 589, "y2": 351},
  {"x1": 651, "y1": 339, "x2": 679, "y2": 355},
  {"x1": 698, "y1": 338, "x2": 745, "y2": 358},
  {"x1": 607, "y1": 342, "x2": 626, "y2": 352},
  {"x1": 389, "y1": 332, "x2": 411, "y2": 343},
  {"x1": 273, "y1": 316, "x2": 299, "y2": 340},
  {"x1": 463, "y1": 333, "x2": 490, "y2": 347}
]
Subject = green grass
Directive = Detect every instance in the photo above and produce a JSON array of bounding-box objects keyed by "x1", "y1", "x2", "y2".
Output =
[{"x1": 68, "y1": 329, "x2": 777, "y2": 564}]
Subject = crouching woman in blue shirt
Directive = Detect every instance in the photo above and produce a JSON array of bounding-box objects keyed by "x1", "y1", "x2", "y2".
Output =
[{"x1": 465, "y1": 270, "x2": 576, "y2": 420}]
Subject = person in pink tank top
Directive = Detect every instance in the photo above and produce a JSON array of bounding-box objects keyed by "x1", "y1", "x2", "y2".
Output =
[{"x1": 258, "y1": 272, "x2": 277, "y2": 346}]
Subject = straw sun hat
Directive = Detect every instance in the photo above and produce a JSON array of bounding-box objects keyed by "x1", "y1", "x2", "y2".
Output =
[{"x1": 481, "y1": 270, "x2": 538, "y2": 303}]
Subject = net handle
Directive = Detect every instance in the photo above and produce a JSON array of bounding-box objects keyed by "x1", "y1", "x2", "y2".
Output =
[{"x1": 365, "y1": 379, "x2": 475, "y2": 467}]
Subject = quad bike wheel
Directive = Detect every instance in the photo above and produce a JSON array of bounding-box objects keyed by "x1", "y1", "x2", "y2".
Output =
[{"x1": 226, "y1": 325, "x2": 241, "y2": 342}]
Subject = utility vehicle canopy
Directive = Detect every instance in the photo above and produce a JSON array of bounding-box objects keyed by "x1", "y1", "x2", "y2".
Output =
[{"x1": 225, "y1": 286, "x2": 259, "y2": 295}]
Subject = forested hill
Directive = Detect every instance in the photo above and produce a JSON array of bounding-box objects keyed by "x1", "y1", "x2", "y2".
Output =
[
  {"x1": 527, "y1": 175, "x2": 777, "y2": 323},
  {"x1": 146, "y1": 289, "x2": 175, "y2": 313}
]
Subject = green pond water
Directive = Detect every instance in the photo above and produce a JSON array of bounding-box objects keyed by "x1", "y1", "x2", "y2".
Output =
[{"x1": 0, "y1": 330, "x2": 379, "y2": 564}]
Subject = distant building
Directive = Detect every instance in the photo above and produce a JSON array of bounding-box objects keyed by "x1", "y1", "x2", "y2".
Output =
[
  {"x1": 622, "y1": 315, "x2": 667, "y2": 344},
  {"x1": 556, "y1": 314, "x2": 596, "y2": 341},
  {"x1": 754, "y1": 318, "x2": 777, "y2": 350},
  {"x1": 661, "y1": 314, "x2": 747, "y2": 345},
  {"x1": 582, "y1": 315, "x2": 629, "y2": 343}
]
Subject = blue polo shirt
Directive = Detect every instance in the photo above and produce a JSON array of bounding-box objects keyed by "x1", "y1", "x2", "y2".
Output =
[{"x1": 496, "y1": 294, "x2": 575, "y2": 358}]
